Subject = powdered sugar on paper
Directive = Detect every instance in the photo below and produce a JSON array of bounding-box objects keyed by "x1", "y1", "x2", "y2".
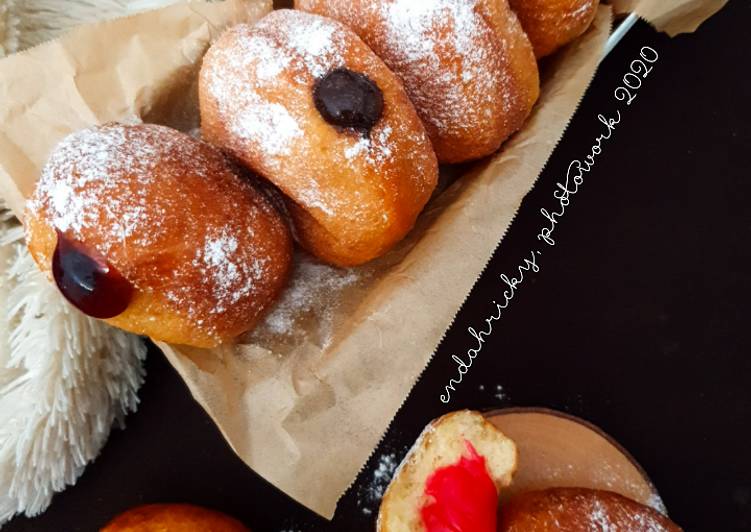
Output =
[{"x1": 252, "y1": 251, "x2": 363, "y2": 349}]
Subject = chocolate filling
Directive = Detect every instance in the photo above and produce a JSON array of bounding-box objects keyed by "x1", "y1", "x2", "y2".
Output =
[{"x1": 313, "y1": 68, "x2": 384, "y2": 134}]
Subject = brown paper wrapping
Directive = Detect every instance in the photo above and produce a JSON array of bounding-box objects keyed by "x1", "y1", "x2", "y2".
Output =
[
  {"x1": 611, "y1": 0, "x2": 728, "y2": 35},
  {"x1": 0, "y1": 0, "x2": 725, "y2": 519}
]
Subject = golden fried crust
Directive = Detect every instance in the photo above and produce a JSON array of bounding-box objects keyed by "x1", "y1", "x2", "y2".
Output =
[
  {"x1": 499, "y1": 488, "x2": 683, "y2": 531},
  {"x1": 26, "y1": 123, "x2": 293, "y2": 347},
  {"x1": 199, "y1": 10, "x2": 438, "y2": 267},
  {"x1": 378, "y1": 410, "x2": 517, "y2": 532},
  {"x1": 295, "y1": 0, "x2": 540, "y2": 164},
  {"x1": 508, "y1": 0, "x2": 600, "y2": 58},
  {"x1": 101, "y1": 504, "x2": 249, "y2": 531}
]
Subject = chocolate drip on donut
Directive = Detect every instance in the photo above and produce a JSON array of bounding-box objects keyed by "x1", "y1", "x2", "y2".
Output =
[
  {"x1": 313, "y1": 68, "x2": 384, "y2": 134},
  {"x1": 52, "y1": 231, "x2": 134, "y2": 319}
]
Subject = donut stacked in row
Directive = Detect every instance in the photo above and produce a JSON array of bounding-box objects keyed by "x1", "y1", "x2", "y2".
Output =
[
  {"x1": 377, "y1": 410, "x2": 682, "y2": 532},
  {"x1": 25, "y1": 2, "x2": 600, "y2": 347}
]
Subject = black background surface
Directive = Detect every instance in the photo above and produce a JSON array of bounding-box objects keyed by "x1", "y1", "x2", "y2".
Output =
[{"x1": 5, "y1": 1, "x2": 751, "y2": 531}]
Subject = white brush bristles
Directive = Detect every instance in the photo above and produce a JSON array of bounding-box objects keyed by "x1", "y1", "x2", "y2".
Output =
[
  {"x1": 0, "y1": 0, "x2": 175, "y2": 525},
  {"x1": 0, "y1": 204, "x2": 147, "y2": 525},
  {"x1": 0, "y1": 0, "x2": 21, "y2": 58},
  {"x1": 0, "y1": 0, "x2": 179, "y2": 56}
]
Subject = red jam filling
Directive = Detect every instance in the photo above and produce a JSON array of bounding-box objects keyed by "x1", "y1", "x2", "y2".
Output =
[
  {"x1": 52, "y1": 231, "x2": 133, "y2": 319},
  {"x1": 420, "y1": 440, "x2": 498, "y2": 532}
]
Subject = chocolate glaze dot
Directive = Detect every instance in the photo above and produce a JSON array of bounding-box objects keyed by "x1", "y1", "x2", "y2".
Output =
[
  {"x1": 313, "y1": 68, "x2": 384, "y2": 133},
  {"x1": 52, "y1": 231, "x2": 133, "y2": 319}
]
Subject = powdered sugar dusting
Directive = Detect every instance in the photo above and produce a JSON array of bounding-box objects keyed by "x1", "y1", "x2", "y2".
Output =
[
  {"x1": 376, "y1": 0, "x2": 517, "y2": 132},
  {"x1": 231, "y1": 102, "x2": 302, "y2": 157},
  {"x1": 590, "y1": 498, "x2": 616, "y2": 532},
  {"x1": 190, "y1": 228, "x2": 268, "y2": 314},
  {"x1": 299, "y1": 0, "x2": 532, "y2": 158},
  {"x1": 252, "y1": 252, "x2": 362, "y2": 348},
  {"x1": 207, "y1": 28, "x2": 303, "y2": 160},
  {"x1": 539, "y1": 458, "x2": 671, "y2": 519},
  {"x1": 31, "y1": 125, "x2": 160, "y2": 246},
  {"x1": 385, "y1": 1, "x2": 480, "y2": 63},
  {"x1": 579, "y1": 491, "x2": 676, "y2": 531},
  {"x1": 344, "y1": 126, "x2": 394, "y2": 168},
  {"x1": 285, "y1": 17, "x2": 339, "y2": 79},
  {"x1": 647, "y1": 492, "x2": 668, "y2": 515},
  {"x1": 293, "y1": 180, "x2": 337, "y2": 217},
  {"x1": 510, "y1": 489, "x2": 677, "y2": 531},
  {"x1": 204, "y1": 12, "x2": 349, "y2": 165},
  {"x1": 358, "y1": 425, "x2": 437, "y2": 519}
]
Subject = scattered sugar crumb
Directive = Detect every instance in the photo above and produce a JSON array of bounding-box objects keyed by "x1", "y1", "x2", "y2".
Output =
[
  {"x1": 250, "y1": 252, "x2": 364, "y2": 348},
  {"x1": 494, "y1": 384, "x2": 507, "y2": 401},
  {"x1": 478, "y1": 383, "x2": 510, "y2": 401},
  {"x1": 357, "y1": 452, "x2": 401, "y2": 517}
]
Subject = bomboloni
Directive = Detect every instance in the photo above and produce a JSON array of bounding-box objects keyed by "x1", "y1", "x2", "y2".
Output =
[
  {"x1": 25, "y1": 123, "x2": 293, "y2": 347},
  {"x1": 199, "y1": 9, "x2": 439, "y2": 267}
]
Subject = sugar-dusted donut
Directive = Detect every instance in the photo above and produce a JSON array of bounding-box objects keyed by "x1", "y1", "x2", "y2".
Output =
[
  {"x1": 102, "y1": 504, "x2": 249, "y2": 531},
  {"x1": 295, "y1": 0, "x2": 540, "y2": 164},
  {"x1": 199, "y1": 9, "x2": 438, "y2": 267},
  {"x1": 25, "y1": 123, "x2": 292, "y2": 347},
  {"x1": 509, "y1": 0, "x2": 600, "y2": 58},
  {"x1": 499, "y1": 488, "x2": 682, "y2": 531}
]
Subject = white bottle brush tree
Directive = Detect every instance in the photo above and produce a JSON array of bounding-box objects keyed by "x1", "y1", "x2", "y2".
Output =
[
  {"x1": 0, "y1": 201, "x2": 147, "y2": 525},
  {"x1": 0, "y1": 0, "x2": 178, "y2": 526}
]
